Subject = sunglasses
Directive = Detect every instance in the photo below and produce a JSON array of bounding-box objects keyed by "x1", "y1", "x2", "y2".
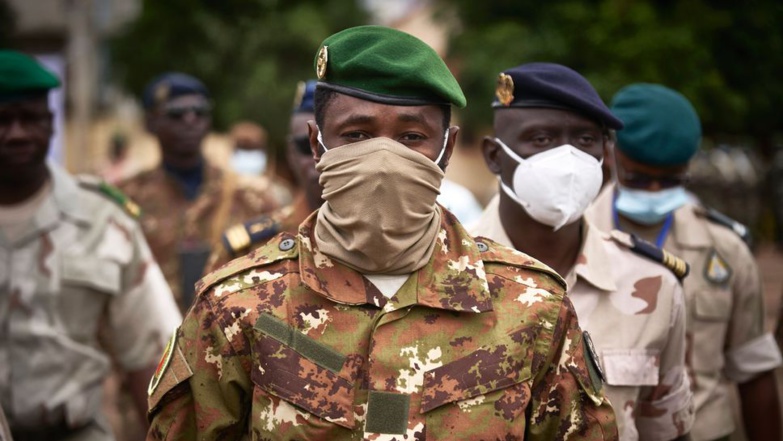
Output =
[
  {"x1": 618, "y1": 170, "x2": 690, "y2": 189},
  {"x1": 163, "y1": 104, "x2": 211, "y2": 120},
  {"x1": 290, "y1": 135, "x2": 312, "y2": 155}
]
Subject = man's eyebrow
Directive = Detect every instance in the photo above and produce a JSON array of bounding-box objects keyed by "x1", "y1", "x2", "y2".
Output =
[
  {"x1": 336, "y1": 114, "x2": 375, "y2": 127},
  {"x1": 397, "y1": 113, "x2": 427, "y2": 124}
]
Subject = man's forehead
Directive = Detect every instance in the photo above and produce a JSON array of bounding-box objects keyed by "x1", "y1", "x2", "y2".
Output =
[
  {"x1": 495, "y1": 107, "x2": 603, "y2": 129},
  {"x1": 327, "y1": 94, "x2": 441, "y2": 125},
  {"x1": 163, "y1": 94, "x2": 209, "y2": 107},
  {"x1": 0, "y1": 97, "x2": 49, "y2": 111}
]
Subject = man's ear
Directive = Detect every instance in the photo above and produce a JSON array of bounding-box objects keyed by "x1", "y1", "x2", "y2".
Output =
[
  {"x1": 438, "y1": 125, "x2": 460, "y2": 170},
  {"x1": 482, "y1": 136, "x2": 502, "y2": 175},
  {"x1": 306, "y1": 120, "x2": 321, "y2": 163}
]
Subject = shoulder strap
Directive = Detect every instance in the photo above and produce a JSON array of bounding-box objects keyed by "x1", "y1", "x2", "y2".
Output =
[
  {"x1": 76, "y1": 174, "x2": 141, "y2": 219},
  {"x1": 697, "y1": 206, "x2": 752, "y2": 246},
  {"x1": 611, "y1": 230, "x2": 689, "y2": 280},
  {"x1": 474, "y1": 236, "x2": 567, "y2": 290},
  {"x1": 221, "y1": 214, "x2": 281, "y2": 257}
]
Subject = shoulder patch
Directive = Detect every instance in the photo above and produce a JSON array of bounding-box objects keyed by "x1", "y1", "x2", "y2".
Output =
[
  {"x1": 474, "y1": 236, "x2": 566, "y2": 290},
  {"x1": 196, "y1": 232, "x2": 298, "y2": 297},
  {"x1": 704, "y1": 249, "x2": 732, "y2": 285},
  {"x1": 615, "y1": 231, "x2": 689, "y2": 280},
  {"x1": 77, "y1": 175, "x2": 141, "y2": 218},
  {"x1": 222, "y1": 215, "x2": 281, "y2": 257},
  {"x1": 697, "y1": 206, "x2": 752, "y2": 246}
]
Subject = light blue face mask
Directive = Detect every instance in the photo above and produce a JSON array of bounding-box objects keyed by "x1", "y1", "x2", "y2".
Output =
[{"x1": 614, "y1": 185, "x2": 690, "y2": 225}]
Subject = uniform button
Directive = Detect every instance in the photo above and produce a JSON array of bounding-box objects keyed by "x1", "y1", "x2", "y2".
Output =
[
  {"x1": 476, "y1": 241, "x2": 489, "y2": 252},
  {"x1": 279, "y1": 238, "x2": 295, "y2": 251}
]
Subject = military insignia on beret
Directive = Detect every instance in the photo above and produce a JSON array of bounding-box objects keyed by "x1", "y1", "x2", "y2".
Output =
[
  {"x1": 704, "y1": 249, "x2": 732, "y2": 285},
  {"x1": 154, "y1": 82, "x2": 170, "y2": 106},
  {"x1": 496, "y1": 73, "x2": 514, "y2": 107},
  {"x1": 316, "y1": 46, "x2": 329, "y2": 80},
  {"x1": 292, "y1": 81, "x2": 306, "y2": 110},
  {"x1": 148, "y1": 330, "x2": 177, "y2": 396}
]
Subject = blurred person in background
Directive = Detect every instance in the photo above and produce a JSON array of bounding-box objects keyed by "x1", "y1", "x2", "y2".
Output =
[
  {"x1": 118, "y1": 72, "x2": 290, "y2": 313},
  {"x1": 207, "y1": 80, "x2": 323, "y2": 271},
  {"x1": 471, "y1": 63, "x2": 693, "y2": 441},
  {"x1": 228, "y1": 121, "x2": 268, "y2": 177},
  {"x1": 0, "y1": 50, "x2": 181, "y2": 441},
  {"x1": 586, "y1": 83, "x2": 782, "y2": 441},
  {"x1": 99, "y1": 131, "x2": 136, "y2": 184}
]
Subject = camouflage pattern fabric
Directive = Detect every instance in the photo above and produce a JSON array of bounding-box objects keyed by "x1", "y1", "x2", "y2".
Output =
[
  {"x1": 147, "y1": 210, "x2": 618, "y2": 440},
  {"x1": 205, "y1": 192, "x2": 313, "y2": 273},
  {"x1": 472, "y1": 195, "x2": 694, "y2": 441},
  {"x1": 118, "y1": 161, "x2": 290, "y2": 311},
  {"x1": 587, "y1": 183, "x2": 783, "y2": 441},
  {"x1": 0, "y1": 164, "x2": 182, "y2": 439}
]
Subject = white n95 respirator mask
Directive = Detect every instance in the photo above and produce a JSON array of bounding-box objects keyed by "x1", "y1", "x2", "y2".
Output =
[{"x1": 495, "y1": 139, "x2": 603, "y2": 231}]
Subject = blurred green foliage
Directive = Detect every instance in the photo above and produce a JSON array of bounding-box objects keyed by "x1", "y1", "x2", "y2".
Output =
[
  {"x1": 111, "y1": 0, "x2": 367, "y2": 147},
  {"x1": 0, "y1": 0, "x2": 15, "y2": 46},
  {"x1": 439, "y1": 0, "x2": 783, "y2": 150}
]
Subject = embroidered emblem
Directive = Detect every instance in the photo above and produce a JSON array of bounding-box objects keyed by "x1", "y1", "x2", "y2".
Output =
[
  {"x1": 704, "y1": 249, "x2": 732, "y2": 285},
  {"x1": 496, "y1": 73, "x2": 514, "y2": 106},
  {"x1": 583, "y1": 331, "x2": 605, "y2": 388},
  {"x1": 148, "y1": 329, "x2": 177, "y2": 396},
  {"x1": 316, "y1": 46, "x2": 329, "y2": 80}
]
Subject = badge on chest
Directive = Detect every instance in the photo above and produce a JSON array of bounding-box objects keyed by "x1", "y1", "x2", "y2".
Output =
[{"x1": 704, "y1": 249, "x2": 732, "y2": 285}]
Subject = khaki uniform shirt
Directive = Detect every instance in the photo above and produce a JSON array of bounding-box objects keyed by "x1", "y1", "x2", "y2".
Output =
[
  {"x1": 586, "y1": 183, "x2": 783, "y2": 441},
  {"x1": 0, "y1": 164, "x2": 182, "y2": 437},
  {"x1": 118, "y1": 161, "x2": 290, "y2": 310},
  {"x1": 147, "y1": 211, "x2": 618, "y2": 440},
  {"x1": 471, "y1": 196, "x2": 693, "y2": 441}
]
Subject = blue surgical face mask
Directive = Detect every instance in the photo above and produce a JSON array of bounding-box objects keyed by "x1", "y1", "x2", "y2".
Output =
[{"x1": 614, "y1": 185, "x2": 690, "y2": 225}]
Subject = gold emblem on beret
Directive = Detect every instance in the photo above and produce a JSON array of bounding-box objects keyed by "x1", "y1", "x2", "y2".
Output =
[
  {"x1": 292, "y1": 81, "x2": 306, "y2": 110},
  {"x1": 316, "y1": 46, "x2": 328, "y2": 80},
  {"x1": 496, "y1": 73, "x2": 514, "y2": 106},
  {"x1": 154, "y1": 82, "x2": 170, "y2": 105}
]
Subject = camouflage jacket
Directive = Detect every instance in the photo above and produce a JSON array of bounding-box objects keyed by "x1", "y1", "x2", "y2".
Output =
[
  {"x1": 118, "y1": 161, "x2": 290, "y2": 311},
  {"x1": 0, "y1": 164, "x2": 181, "y2": 434},
  {"x1": 147, "y1": 211, "x2": 618, "y2": 440}
]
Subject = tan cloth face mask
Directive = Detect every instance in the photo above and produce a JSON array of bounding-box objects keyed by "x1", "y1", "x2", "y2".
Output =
[{"x1": 314, "y1": 134, "x2": 446, "y2": 275}]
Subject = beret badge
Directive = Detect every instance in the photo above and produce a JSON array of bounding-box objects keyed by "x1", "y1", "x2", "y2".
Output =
[
  {"x1": 292, "y1": 81, "x2": 306, "y2": 110},
  {"x1": 496, "y1": 73, "x2": 514, "y2": 107},
  {"x1": 154, "y1": 82, "x2": 170, "y2": 106},
  {"x1": 316, "y1": 46, "x2": 328, "y2": 80}
]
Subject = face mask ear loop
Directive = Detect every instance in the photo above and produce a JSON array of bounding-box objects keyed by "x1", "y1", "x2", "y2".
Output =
[
  {"x1": 316, "y1": 126, "x2": 328, "y2": 153},
  {"x1": 494, "y1": 138, "x2": 527, "y2": 165},
  {"x1": 433, "y1": 128, "x2": 450, "y2": 166}
]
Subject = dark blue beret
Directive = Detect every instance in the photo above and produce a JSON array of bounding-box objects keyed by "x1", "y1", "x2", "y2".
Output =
[
  {"x1": 142, "y1": 72, "x2": 209, "y2": 110},
  {"x1": 492, "y1": 62, "x2": 623, "y2": 130},
  {"x1": 292, "y1": 80, "x2": 317, "y2": 114}
]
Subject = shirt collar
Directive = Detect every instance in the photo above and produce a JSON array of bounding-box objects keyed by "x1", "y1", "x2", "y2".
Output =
[
  {"x1": 670, "y1": 203, "x2": 712, "y2": 248},
  {"x1": 47, "y1": 162, "x2": 93, "y2": 226},
  {"x1": 570, "y1": 220, "x2": 617, "y2": 292},
  {"x1": 297, "y1": 208, "x2": 493, "y2": 313}
]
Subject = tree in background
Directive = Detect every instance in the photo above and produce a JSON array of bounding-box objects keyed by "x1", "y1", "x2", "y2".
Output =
[
  {"x1": 440, "y1": 0, "x2": 783, "y2": 153},
  {"x1": 111, "y1": 0, "x2": 366, "y2": 148}
]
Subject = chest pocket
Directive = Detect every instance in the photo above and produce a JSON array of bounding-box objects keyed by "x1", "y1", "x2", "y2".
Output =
[
  {"x1": 59, "y1": 256, "x2": 121, "y2": 342},
  {"x1": 251, "y1": 313, "x2": 357, "y2": 438},
  {"x1": 691, "y1": 288, "x2": 732, "y2": 372},
  {"x1": 420, "y1": 346, "x2": 533, "y2": 441},
  {"x1": 692, "y1": 288, "x2": 732, "y2": 321},
  {"x1": 601, "y1": 349, "x2": 660, "y2": 387}
]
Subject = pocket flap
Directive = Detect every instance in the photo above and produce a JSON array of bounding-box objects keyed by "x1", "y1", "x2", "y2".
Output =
[
  {"x1": 420, "y1": 346, "x2": 531, "y2": 414},
  {"x1": 252, "y1": 314, "x2": 355, "y2": 429},
  {"x1": 62, "y1": 256, "x2": 121, "y2": 295},
  {"x1": 601, "y1": 349, "x2": 660, "y2": 386},
  {"x1": 693, "y1": 289, "x2": 731, "y2": 321}
]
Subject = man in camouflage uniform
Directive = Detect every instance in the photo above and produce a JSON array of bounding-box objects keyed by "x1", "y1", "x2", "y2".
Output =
[
  {"x1": 207, "y1": 80, "x2": 323, "y2": 271},
  {"x1": 0, "y1": 50, "x2": 182, "y2": 441},
  {"x1": 470, "y1": 63, "x2": 693, "y2": 440},
  {"x1": 586, "y1": 83, "x2": 782, "y2": 441},
  {"x1": 147, "y1": 26, "x2": 618, "y2": 440},
  {"x1": 118, "y1": 72, "x2": 290, "y2": 312}
]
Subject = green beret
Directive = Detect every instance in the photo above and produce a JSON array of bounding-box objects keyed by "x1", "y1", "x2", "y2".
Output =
[
  {"x1": 314, "y1": 25, "x2": 466, "y2": 108},
  {"x1": 0, "y1": 50, "x2": 61, "y2": 102},
  {"x1": 610, "y1": 83, "x2": 701, "y2": 166}
]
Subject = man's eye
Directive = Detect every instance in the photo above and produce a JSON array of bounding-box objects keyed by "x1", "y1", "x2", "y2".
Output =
[
  {"x1": 400, "y1": 133, "x2": 425, "y2": 142},
  {"x1": 579, "y1": 136, "x2": 596, "y2": 145},
  {"x1": 532, "y1": 136, "x2": 551, "y2": 144}
]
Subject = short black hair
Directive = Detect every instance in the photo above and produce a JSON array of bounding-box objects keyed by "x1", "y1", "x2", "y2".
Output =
[{"x1": 314, "y1": 86, "x2": 451, "y2": 131}]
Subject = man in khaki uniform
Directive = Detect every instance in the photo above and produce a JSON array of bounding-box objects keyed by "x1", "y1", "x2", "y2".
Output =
[
  {"x1": 118, "y1": 73, "x2": 290, "y2": 312},
  {"x1": 586, "y1": 83, "x2": 782, "y2": 441},
  {"x1": 471, "y1": 63, "x2": 693, "y2": 440},
  {"x1": 0, "y1": 51, "x2": 182, "y2": 441}
]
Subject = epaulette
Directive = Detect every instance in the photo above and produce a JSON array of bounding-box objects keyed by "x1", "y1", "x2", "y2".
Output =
[
  {"x1": 474, "y1": 236, "x2": 567, "y2": 290},
  {"x1": 611, "y1": 230, "x2": 689, "y2": 280},
  {"x1": 77, "y1": 175, "x2": 141, "y2": 219},
  {"x1": 697, "y1": 206, "x2": 752, "y2": 247},
  {"x1": 221, "y1": 214, "x2": 281, "y2": 257}
]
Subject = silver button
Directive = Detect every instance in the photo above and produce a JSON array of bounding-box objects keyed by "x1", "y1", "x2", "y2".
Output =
[
  {"x1": 476, "y1": 242, "x2": 488, "y2": 252},
  {"x1": 279, "y1": 238, "x2": 295, "y2": 251}
]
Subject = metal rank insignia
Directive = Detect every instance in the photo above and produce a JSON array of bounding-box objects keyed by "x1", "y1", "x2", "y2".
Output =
[
  {"x1": 317, "y1": 46, "x2": 328, "y2": 79},
  {"x1": 154, "y1": 82, "x2": 170, "y2": 106},
  {"x1": 704, "y1": 249, "x2": 732, "y2": 285},
  {"x1": 496, "y1": 73, "x2": 514, "y2": 106},
  {"x1": 292, "y1": 81, "x2": 306, "y2": 110}
]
